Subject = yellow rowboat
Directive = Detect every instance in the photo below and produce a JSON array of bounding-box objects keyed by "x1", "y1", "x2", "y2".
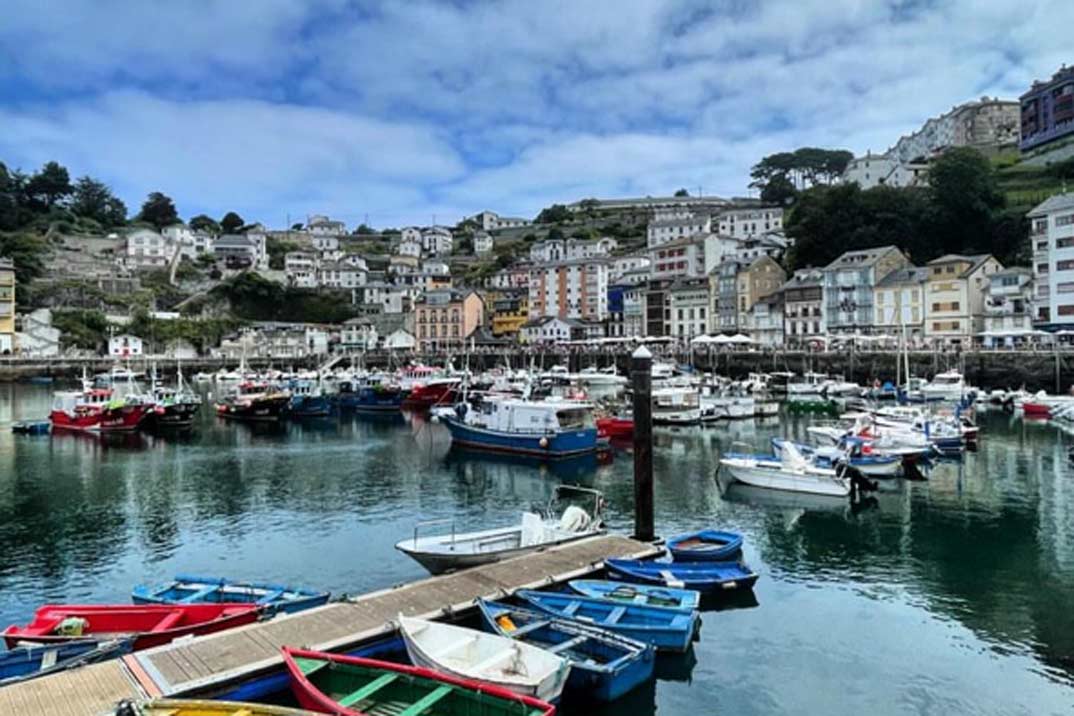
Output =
[{"x1": 119, "y1": 699, "x2": 315, "y2": 716}]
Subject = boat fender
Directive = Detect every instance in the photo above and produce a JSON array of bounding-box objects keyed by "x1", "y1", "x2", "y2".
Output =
[{"x1": 539, "y1": 436, "x2": 549, "y2": 448}]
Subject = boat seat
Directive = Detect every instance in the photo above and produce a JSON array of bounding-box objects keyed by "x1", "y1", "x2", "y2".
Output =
[
  {"x1": 227, "y1": 710, "x2": 253, "y2": 716},
  {"x1": 658, "y1": 570, "x2": 686, "y2": 589},
  {"x1": 561, "y1": 601, "x2": 581, "y2": 617},
  {"x1": 548, "y1": 635, "x2": 588, "y2": 654},
  {"x1": 605, "y1": 606, "x2": 627, "y2": 624},
  {"x1": 150, "y1": 610, "x2": 185, "y2": 632},
  {"x1": 255, "y1": 589, "x2": 286, "y2": 604},
  {"x1": 435, "y1": 633, "x2": 478, "y2": 659},
  {"x1": 337, "y1": 673, "x2": 398, "y2": 707},
  {"x1": 471, "y1": 647, "x2": 518, "y2": 674},
  {"x1": 179, "y1": 585, "x2": 220, "y2": 603},
  {"x1": 398, "y1": 684, "x2": 453, "y2": 716}
]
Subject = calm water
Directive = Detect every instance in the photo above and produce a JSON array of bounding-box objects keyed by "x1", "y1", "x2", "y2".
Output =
[{"x1": 1, "y1": 384, "x2": 1074, "y2": 715}]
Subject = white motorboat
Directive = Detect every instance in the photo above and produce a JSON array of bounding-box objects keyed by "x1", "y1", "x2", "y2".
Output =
[
  {"x1": 577, "y1": 366, "x2": 628, "y2": 387},
  {"x1": 652, "y1": 387, "x2": 701, "y2": 425},
  {"x1": 395, "y1": 486, "x2": 604, "y2": 574},
  {"x1": 823, "y1": 376, "x2": 863, "y2": 397},
  {"x1": 719, "y1": 442, "x2": 851, "y2": 497},
  {"x1": 920, "y1": 370, "x2": 968, "y2": 401},
  {"x1": 398, "y1": 615, "x2": 570, "y2": 702},
  {"x1": 787, "y1": 372, "x2": 829, "y2": 396}
]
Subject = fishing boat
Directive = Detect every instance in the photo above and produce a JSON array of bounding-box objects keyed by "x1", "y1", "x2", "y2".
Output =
[
  {"x1": 398, "y1": 615, "x2": 570, "y2": 702},
  {"x1": 281, "y1": 647, "x2": 554, "y2": 716},
  {"x1": 514, "y1": 590, "x2": 697, "y2": 652},
  {"x1": 666, "y1": 529, "x2": 743, "y2": 562},
  {"x1": 0, "y1": 638, "x2": 130, "y2": 685},
  {"x1": 287, "y1": 379, "x2": 331, "y2": 418},
  {"x1": 132, "y1": 575, "x2": 329, "y2": 615},
  {"x1": 215, "y1": 381, "x2": 291, "y2": 422},
  {"x1": 118, "y1": 699, "x2": 315, "y2": 716},
  {"x1": 568, "y1": 580, "x2": 701, "y2": 610},
  {"x1": 719, "y1": 442, "x2": 851, "y2": 497},
  {"x1": 605, "y1": 558, "x2": 760, "y2": 593},
  {"x1": 770, "y1": 438, "x2": 902, "y2": 478},
  {"x1": 343, "y1": 382, "x2": 408, "y2": 412},
  {"x1": 438, "y1": 395, "x2": 598, "y2": 458},
  {"x1": 595, "y1": 416, "x2": 633, "y2": 440},
  {"x1": 396, "y1": 486, "x2": 604, "y2": 575},
  {"x1": 49, "y1": 385, "x2": 153, "y2": 433},
  {"x1": 651, "y1": 387, "x2": 701, "y2": 425},
  {"x1": 477, "y1": 599, "x2": 655, "y2": 702},
  {"x1": 3, "y1": 603, "x2": 261, "y2": 651},
  {"x1": 401, "y1": 378, "x2": 461, "y2": 411}
]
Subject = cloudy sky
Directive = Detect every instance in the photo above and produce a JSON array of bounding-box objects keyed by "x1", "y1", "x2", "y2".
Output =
[{"x1": 0, "y1": 0, "x2": 1070, "y2": 228}]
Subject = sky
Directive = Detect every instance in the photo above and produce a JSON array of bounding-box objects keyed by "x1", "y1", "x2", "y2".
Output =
[{"x1": 0, "y1": 0, "x2": 1071, "y2": 229}]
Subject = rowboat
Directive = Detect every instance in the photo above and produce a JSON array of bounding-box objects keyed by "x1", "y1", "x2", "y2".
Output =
[
  {"x1": 666, "y1": 529, "x2": 743, "y2": 562},
  {"x1": 514, "y1": 590, "x2": 697, "y2": 652},
  {"x1": 477, "y1": 599, "x2": 654, "y2": 702},
  {"x1": 0, "y1": 638, "x2": 130, "y2": 685},
  {"x1": 396, "y1": 486, "x2": 604, "y2": 575},
  {"x1": 605, "y1": 559, "x2": 759, "y2": 593},
  {"x1": 281, "y1": 647, "x2": 554, "y2": 716},
  {"x1": 132, "y1": 575, "x2": 330, "y2": 616},
  {"x1": 568, "y1": 580, "x2": 701, "y2": 611},
  {"x1": 3, "y1": 603, "x2": 261, "y2": 651},
  {"x1": 118, "y1": 699, "x2": 315, "y2": 715},
  {"x1": 398, "y1": 615, "x2": 569, "y2": 702}
]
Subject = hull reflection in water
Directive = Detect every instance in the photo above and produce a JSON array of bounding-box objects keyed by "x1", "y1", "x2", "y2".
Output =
[{"x1": 445, "y1": 447, "x2": 607, "y2": 481}]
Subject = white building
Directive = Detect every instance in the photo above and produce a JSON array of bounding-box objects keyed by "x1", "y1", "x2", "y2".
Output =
[
  {"x1": 715, "y1": 208, "x2": 783, "y2": 238},
  {"x1": 384, "y1": 328, "x2": 417, "y2": 350},
  {"x1": 471, "y1": 210, "x2": 531, "y2": 231},
  {"x1": 109, "y1": 333, "x2": 144, "y2": 357},
  {"x1": 284, "y1": 252, "x2": 318, "y2": 287},
  {"x1": 312, "y1": 236, "x2": 340, "y2": 254},
  {"x1": 401, "y1": 227, "x2": 422, "y2": 243},
  {"x1": 422, "y1": 260, "x2": 450, "y2": 276},
  {"x1": 610, "y1": 253, "x2": 651, "y2": 281},
  {"x1": 488, "y1": 265, "x2": 531, "y2": 290},
  {"x1": 125, "y1": 229, "x2": 176, "y2": 268},
  {"x1": 623, "y1": 282, "x2": 646, "y2": 337},
  {"x1": 307, "y1": 215, "x2": 346, "y2": 236},
  {"x1": 528, "y1": 259, "x2": 609, "y2": 322},
  {"x1": 317, "y1": 262, "x2": 367, "y2": 289},
  {"x1": 647, "y1": 213, "x2": 711, "y2": 248},
  {"x1": 650, "y1": 237, "x2": 707, "y2": 281},
  {"x1": 341, "y1": 318, "x2": 379, "y2": 350},
  {"x1": 529, "y1": 237, "x2": 617, "y2": 263},
  {"x1": 473, "y1": 231, "x2": 494, "y2": 254},
  {"x1": 398, "y1": 237, "x2": 423, "y2": 258},
  {"x1": 161, "y1": 224, "x2": 214, "y2": 260},
  {"x1": 1031, "y1": 193, "x2": 1074, "y2": 328},
  {"x1": 420, "y1": 226, "x2": 454, "y2": 255},
  {"x1": 239, "y1": 231, "x2": 270, "y2": 269},
  {"x1": 16, "y1": 308, "x2": 61, "y2": 357},
  {"x1": 983, "y1": 267, "x2": 1034, "y2": 345},
  {"x1": 519, "y1": 316, "x2": 577, "y2": 344},
  {"x1": 842, "y1": 153, "x2": 929, "y2": 189},
  {"x1": 667, "y1": 278, "x2": 710, "y2": 340}
]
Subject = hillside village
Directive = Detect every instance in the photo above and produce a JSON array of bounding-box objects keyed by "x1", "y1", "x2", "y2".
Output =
[{"x1": 3, "y1": 63, "x2": 1074, "y2": 361}]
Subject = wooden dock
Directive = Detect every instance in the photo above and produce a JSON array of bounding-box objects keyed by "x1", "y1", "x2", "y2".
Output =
[{"x1": 0, "y1": 534, "x2": 657, "y2": 715}]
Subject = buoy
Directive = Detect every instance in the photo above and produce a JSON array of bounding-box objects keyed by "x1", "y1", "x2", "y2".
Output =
[{"x1": 539, "y1": 436, "x2": 549, "y2": 448}]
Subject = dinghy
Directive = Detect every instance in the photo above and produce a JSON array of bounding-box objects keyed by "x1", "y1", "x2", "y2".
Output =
[
  {"x1": 3, "y1": 603, "x2": 261, "y2": 651},
  {"x1": 132, "y1": 575, "x2": 329, "y2": 615},
  {"x1": 514, "y1": 590, "x2": 697, "y2": 652},
  {"x1": 282, "y1": 647, "x2": 554, "y2": 716},
  {"x1": 605, "y1": 559, "x2": 759, "y2": 593},
  {"x1": 568, "y1": 580, "x2": 700, "y2": 611},
  {"x1": 396, "y1": 486, "x2": 604, "y2": 574},
  {"x1": 477, "y1": 599, "x2": 655, "y2": 702},
  {"x1": 666, "y1": 529, "x2": 743, "y2": 562},
  {"x1": 118, "y1": 699, "x2": 314, "y2": 716},
  {"x1": 719, "y1": 441, "x2": 851, "y2": 497},
  {"x1": 0, "y1": 638, "x2": 130, "y2": 685},
  {"x1": 398, "y1": 616, "x2": 569, "y2": 702}
]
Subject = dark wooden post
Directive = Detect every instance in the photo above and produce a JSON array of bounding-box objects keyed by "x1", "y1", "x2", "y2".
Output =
[{"x1": 631, "y1": 345, "x2": 654, "y2": 542}]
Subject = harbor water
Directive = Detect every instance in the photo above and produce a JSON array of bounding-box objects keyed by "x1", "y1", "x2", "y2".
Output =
[{"x1": 1, "y1": 383, "x2": 1073, "y2": 714}]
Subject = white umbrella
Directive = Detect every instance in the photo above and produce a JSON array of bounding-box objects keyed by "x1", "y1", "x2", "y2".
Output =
[
  {"x1": 690, "y1": 334, "x2": 714, "y2": 345},
  {"x1": 712, "y1": 334, "x2": 732, "y2": 344},
  {"x1": 728, "y1": 334, "x2": 753, "y2": 344}
]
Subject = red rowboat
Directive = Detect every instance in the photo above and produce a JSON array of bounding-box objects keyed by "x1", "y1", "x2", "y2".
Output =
[
  {"x1": 3, "y1": 603, "x2": 261, "y2": 651},
  {"x1": 281, "y1": 647, "x2": 555, "y2": 716},
  {"x1": 401, "y1": 379, "x2": 461, "y2": 410},
  {"x1": 596, "y1": 416, "x2": 633, "y2": 440}
]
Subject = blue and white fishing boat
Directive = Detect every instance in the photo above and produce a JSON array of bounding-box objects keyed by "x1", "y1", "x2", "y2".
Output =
[
  {"x1": 568, "y1": 580, "x2": 701, "y2": 611},
  {"x1": 770, "y1": 438, "x2": 902, "y2": 478},
  {"x1": 477, "y1": 599, "x2": 655, "y2": 702},
  {"x1": 131, "y1": 575, "x2": 330, "y2": 615},
  {"x1": 605, "y1": 559, "x2": 759, "y2": 593},
  {"x1": 0, "y1": 639, "x2": 130, "y2": 685},
  {"x1": 514, "y1": 590, "x2": 698, "y2": 652},
  {"x1": 666, "y1": 529, "x2": 743, "y2": 562},
  {"x1": 437, "y1": 395, "x2": 598, "y2": 458},
  {"x1": 287, "y1": 379, "x2": 331, "y2": 418}
]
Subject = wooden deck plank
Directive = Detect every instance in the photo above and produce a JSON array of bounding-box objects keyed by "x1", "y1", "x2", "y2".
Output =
[{"x1": 0, "y1": 659, "x2": 140, "y2": 716}]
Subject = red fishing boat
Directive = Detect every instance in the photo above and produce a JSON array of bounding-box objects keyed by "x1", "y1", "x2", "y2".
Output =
[
  {"x1": 1022, "y1": 402, "x2": 1051, "y2": 419},
  {"x1": 401, "y1": 378, "x2": 461, "y2": 411},
  {"x1": 596, "y1": 416, "x2": 634, "y2": 440},
  {"x1": 49, "y1": 388, "x2": 153, "y2": 432},
  {"x1": 3, "y1": 603, "x2": 261, "y2": 651}
]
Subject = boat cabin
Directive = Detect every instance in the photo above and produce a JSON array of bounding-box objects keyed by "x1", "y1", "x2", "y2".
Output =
[{"x1": 463, "y1": 397, "x2": 595, "y2": 434}]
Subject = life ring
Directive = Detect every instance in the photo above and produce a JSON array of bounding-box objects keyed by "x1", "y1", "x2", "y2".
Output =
[{"x1": 539, "y1": 437, "x2": 549, "y2": 449}]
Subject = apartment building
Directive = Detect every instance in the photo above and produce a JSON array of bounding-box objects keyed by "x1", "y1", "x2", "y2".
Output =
[
  {"x1": 924, "y1": 253, "x2": 1003, "y2": 345},
  {"x1": 649, "y1": 237, "x2": 706, "y2": 280},
  {"x1": 782, "y1": 269, "x2": 825, "y2": 344},
  {"x1": 873, "y1": 267, "x2": 928, "y2": 337},
  {"x1": 0, "y1": 258, "x2": 13, "y2": 353},
  {"x1": 471, "y1": 210, "x2": 531, "y2": 231},
  {"x1": 983, "y1": 268, "x2": 1034, "y2": 346},
  {"x1": 414, "y1": 289, "x2": 484, "y2": 351},
  {"x1": 1020, "y1": 65, "x2": 1074, "y2": 153},
  {"x1": 823, "y1": 246, "x2": 910, "y2": 334},
  {"x1": 1030, "y1": 193, "x2": 1074, "y2": 327},
  {"x1": 527, "y1": 259, "x2": 609, "y2": 322},
  {"x1": 647, "y1": 213, "x2": 711, "y2": 248},
  {"x1": 489, "y1": 289, "x2": 529, "y2": 338},
  {"x1": 125, "y1": 228, "x2": 176, "y2": 268},
  {"x1": 667, "y1": 277, "x2": 710, "y2": 339},
  {"x1": 735, "y1": 256, "x2": 786, "y2": 329},
  {"x1": 714, "y1": 207, "x2": 783, "y2": 238}
]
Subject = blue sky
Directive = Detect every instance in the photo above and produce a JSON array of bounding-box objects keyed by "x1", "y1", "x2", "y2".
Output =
[{"x1": 1, "y1": 0, "x2": 1070, "y2": 229}]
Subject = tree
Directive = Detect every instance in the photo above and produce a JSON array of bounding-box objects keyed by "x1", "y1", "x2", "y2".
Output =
[
  {"x1": 547, "y1": 227, "x2": 566, "y2": 242},
  {"x1": 290, "y1": 222, "x2": 304, "y2": 231},
  {"x1": 26, "y1": 161, "x2": 73, "y2": 209},
  {"x1": 536, "y1": 204, "x2": 570, "y2": 224},
  {"x1": 750, "y1": 148, "x2": 853, "y2": 198},
  {"x1": 71, "y1": 176, "x2": 126, "y2": 227},
  {"x1": 760, "y1": 174, "x2": 798, "y2": 206},
  {"x1": 220, "y1": 211, "x2": 244, "y2": 234},
  {"x1": 925, "y1": 147, "x2": 1006, "y2": 257},
  {"x1": 674, "y1": 188, "x2": 690, "y2": 197},
  {"x1": 189, "y1": 214, "x2": 220, "y2": 234},
  {"x1": 0, "y1": 231, "x2": 49, "y2": 285},
  {"x1": 138, "y1": 192, "x2": 179, "y2": 229},
  {"x1": 354, "y1": 223, "x2": 374, "y2": 235},
  {"x1": 0, "y1": 162, "x2": 14, "y2": 230}
]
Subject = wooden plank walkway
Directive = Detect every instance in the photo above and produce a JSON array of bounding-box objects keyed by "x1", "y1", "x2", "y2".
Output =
[
  {"x1": 0, "y1": 659, "x2": 140, "y2": 716},
  {"x1": 134, "y1": 534, "x2": 656, "y2": 696}
]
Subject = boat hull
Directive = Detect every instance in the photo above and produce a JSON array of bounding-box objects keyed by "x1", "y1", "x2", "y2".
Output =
[
  {"x1": 146, "y1": 402, "x2": 200, "y2": 429},
  {"x1": 441, "y1": 416, "x2": 597, "y2": 458},
  {"x1": 605, "y1": 558, "x2": 760, "y2": 594},
  {"x1": 667, "y1": 530, "x2": 743, "y2": 562},
  {"x1": 132, "y1": 575, "x2": 329, "y2": 616},
  {"x1": 568, "y1": 580, "x2": 701, "y2": 611},
  {"x1": 127, "y1": 699, "x2": 314, "y2": 716},
  {"x1": 721, "y1": 459, "x2": 851, "y2": 497},
  {"x1": 215, "y1": 396, "x2": 290, "y2": 422},
  {"x1": 396, "y1": 532, "x2": 599, "y2": 575},
  {"x1": 0, "y1": 639, "x2": 130, "y2": 685},
  {"x1": 50, "y1": 404, "x2": 152, "y2": 433}
]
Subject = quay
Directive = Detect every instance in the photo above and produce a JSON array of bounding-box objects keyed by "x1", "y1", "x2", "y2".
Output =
[{"x1": 0, "y1": 534, "x2": 658, "y2": 716}]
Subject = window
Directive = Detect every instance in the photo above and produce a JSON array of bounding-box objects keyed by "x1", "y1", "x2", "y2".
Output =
[
  {"x1": 1057, "y1": 214, "x2": 1074, "y2": 227},
  {"x1": 1059, "y1": 304, "x2": 1074, "y2": 316},
  {"x1": 1059, "y1": 260, "x2": 1074, "y2": 271},
  {"x1": 1058, "y1": 282, "x2": 1074, "y2": 294},
  {"x1": 1040, "y1": 262, "x2": 1052, "y2": 273},
  {"x1": 1058, "y1": 238, "x2": 1074, "y2": 249}
]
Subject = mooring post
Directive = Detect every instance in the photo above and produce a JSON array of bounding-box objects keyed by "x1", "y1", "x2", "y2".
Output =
[{"x1": 631, "y1": 345, "x2": 654, "y2": 542}]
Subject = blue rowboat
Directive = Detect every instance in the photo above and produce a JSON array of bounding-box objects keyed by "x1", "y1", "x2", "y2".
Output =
[
  {"x1": 568, "y1": 580, "x2": 700, "y2": 611},
  {"x1": 666, "y1": 529, "x2": 743, "y2": 562},
  {"x1": 477, "y1": 599, "x2": 655, "y2": 702},
  {"x1": 514, "y1": 590, "x2": 698, "y2": 652},
  {"x1": 132, "y1": 575, "x2": 329, "y2": 615},
  {"x1": 605, "y1": 559, "x2": 759, "y2": 593},
  {"x1": 0, "y1": 639, "x2": 130, "y2": 685}
]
